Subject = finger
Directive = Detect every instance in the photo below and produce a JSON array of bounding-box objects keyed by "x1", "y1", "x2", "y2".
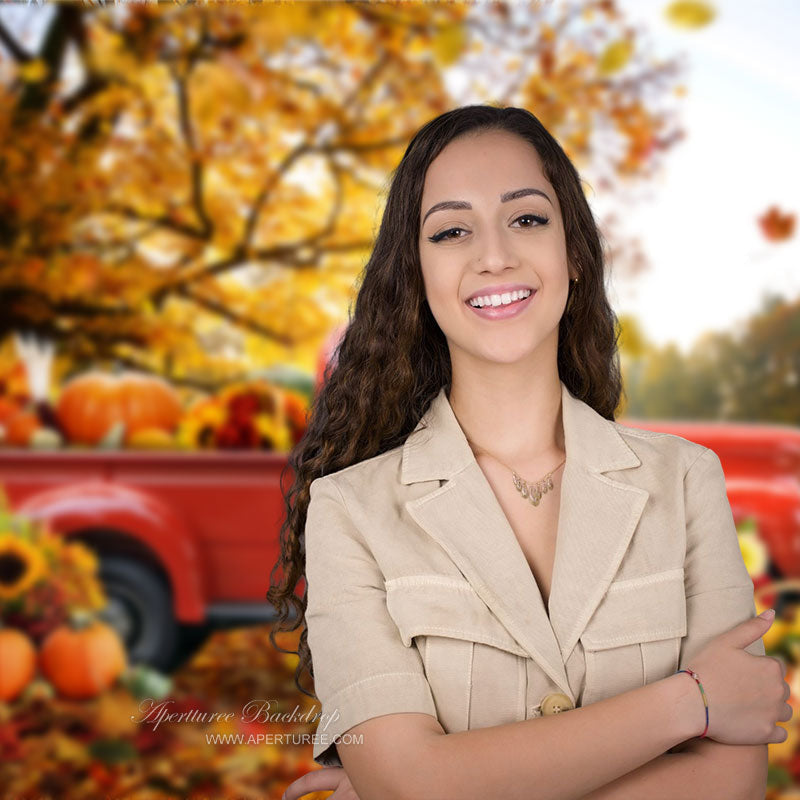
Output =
[
  {"x1": 282, "y1": 767, "x2": 346, "y2": 800},
  {"x1": 771, "y1": 654, "x2": 787, "y2": 678}
]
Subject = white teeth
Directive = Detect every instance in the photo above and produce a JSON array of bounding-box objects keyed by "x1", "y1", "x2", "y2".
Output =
[{"x1": 469, "y1": 289, "x2": 532, "y2": 308}]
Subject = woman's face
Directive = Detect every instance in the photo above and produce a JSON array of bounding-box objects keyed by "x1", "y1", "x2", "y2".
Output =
[{"x1": 418, "y1": 129, "x2": 575, "y2": 368}]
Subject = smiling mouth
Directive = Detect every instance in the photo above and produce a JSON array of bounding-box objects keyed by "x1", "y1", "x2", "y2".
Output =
[{"x1": 467, "y1": 288, "x2": 533, "y2": 309}]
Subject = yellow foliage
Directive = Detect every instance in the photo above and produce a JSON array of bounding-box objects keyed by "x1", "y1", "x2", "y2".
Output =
[
  {"x1": 431, "y1": 25, "x2": 467, "y2": 67},
  {"x1": 663, "y1": 1, "x2": 716, "y2": 29},
  {"x1": 598, "y1": 40, "x2": 634, "y2": 75},
  {"x1": 0, "y1": 0, "x2": 682, "y2": 388},
  {"x1": 17, "y1": 59, "x2": 48, "y2": 83}
]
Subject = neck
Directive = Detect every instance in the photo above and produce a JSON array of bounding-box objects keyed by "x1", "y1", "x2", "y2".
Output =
[{"x1": 447, "y1": 370, "x2": 565, "y2": 472}]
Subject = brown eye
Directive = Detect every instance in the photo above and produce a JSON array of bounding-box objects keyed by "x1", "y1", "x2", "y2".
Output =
[
  {"x1": 513, "y1": 213, "x2": 549, "y2": 228},
  {"x1": 428, "y1": 227, "x2": 467, "y2": 243}
]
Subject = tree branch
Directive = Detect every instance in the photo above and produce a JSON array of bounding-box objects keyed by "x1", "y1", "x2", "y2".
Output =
[{"x1": 0, "y1": 18, "x2": 32, "y2": 63}]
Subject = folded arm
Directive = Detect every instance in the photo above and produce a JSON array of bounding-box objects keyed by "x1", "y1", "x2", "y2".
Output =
[{"x1": 581, "y1": 447, "x2": 769, "y2": 800}]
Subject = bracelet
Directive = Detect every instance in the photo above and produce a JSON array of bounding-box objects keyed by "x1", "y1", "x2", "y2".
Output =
[{"x1": 675, "y1": 667, "x2": 709, "y2": 738}]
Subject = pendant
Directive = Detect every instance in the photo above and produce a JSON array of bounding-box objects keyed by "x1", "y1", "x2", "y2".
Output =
[{"x1": 513, "y1": 470, "x2": 554, "y2": 507}]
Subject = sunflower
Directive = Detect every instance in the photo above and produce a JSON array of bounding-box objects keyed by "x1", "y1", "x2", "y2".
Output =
[
  {"x1": 0, "y1": 534, "x2": 48, "y2": 600},
  {"x1": 63, "y1": 540, "x2": 99, "y2": 574},
  {"x1": 254, "y1": 412, "x2": 291, "y2": 452}
]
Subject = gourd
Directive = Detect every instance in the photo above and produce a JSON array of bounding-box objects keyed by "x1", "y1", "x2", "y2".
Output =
[
  {"x1": 0, "y1": 624, "x2": 37, "y2": 701},
  {"x1": 39, "y1": 612, "x2": 128, "y2": 699}
]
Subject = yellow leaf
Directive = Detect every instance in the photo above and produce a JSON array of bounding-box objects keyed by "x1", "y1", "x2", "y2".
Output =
[
  {"x1": 599, "y1": 40, "x2": 633, "y2": 75},
  {"x1": 431, "y1": 25, "x2": 466, "y2": 67},
  {"x1": 663, "y1": 1, "x2": 716, "y2": 29},
  {"x1": 18, "y1": 59, "x2": 49, "y2": 83}
]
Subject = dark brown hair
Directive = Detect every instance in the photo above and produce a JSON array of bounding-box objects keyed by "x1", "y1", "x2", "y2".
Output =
[{"x1": 266, "y1": 104, "x2": 622, "y2": 697}]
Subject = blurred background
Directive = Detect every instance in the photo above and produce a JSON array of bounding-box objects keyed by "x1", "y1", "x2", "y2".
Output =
[{"x1": 0, "y1": 1, "x2": 798, "y2": 798}]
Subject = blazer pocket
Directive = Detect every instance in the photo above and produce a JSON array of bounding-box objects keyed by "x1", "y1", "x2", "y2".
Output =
[
  {"x1": 385, "y1": 576, "x2": 528, "y2": 733},
  {"x1": 580, "y1": 568, "x2": 687, "y2": 706}
]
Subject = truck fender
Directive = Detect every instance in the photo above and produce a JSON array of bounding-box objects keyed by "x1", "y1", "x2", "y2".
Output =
[{"x1": 15, "y1": 481, "x2": 206, "y2": 623}]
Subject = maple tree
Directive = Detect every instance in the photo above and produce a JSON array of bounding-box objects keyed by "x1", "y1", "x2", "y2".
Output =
[{"x1": 0, "y1": 1, "x2": 686, "y2": 392}]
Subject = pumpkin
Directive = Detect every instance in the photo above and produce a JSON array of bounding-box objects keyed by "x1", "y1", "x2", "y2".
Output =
[
  {"x1": 0, "y1": 624, "x2": 37, "y2": 702},
  {"x1": 39, "y1": 611, "x2": 128, "y2": 699},
  {"x1": 56, "y1": 371, "x2": 183, "y2": 447},
  {"x1": 0, "y1": 396, "x2": 21, "y2": 426},
  {"x1": 3, "y1": 409, "x2": 40, "y2": 447}
]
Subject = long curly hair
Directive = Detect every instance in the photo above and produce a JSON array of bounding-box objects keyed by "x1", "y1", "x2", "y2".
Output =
[{"x1": 266, "y1": 104, "x2": 623, "y2": 698}]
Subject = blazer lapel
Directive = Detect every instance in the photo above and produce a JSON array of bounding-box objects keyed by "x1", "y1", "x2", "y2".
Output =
[{"x1": 401, "y1": 381, "x2": 649, "y2": 699}]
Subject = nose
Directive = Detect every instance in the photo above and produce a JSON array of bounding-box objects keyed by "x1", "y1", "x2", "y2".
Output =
[{"x1": 474, "y1": 226, "x2": 521, "y2": 272}]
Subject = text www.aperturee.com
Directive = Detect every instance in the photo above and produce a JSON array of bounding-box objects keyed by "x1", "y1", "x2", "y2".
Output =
[{"x1": 205, "y1": 733, "x2": 363, "y2": 746}]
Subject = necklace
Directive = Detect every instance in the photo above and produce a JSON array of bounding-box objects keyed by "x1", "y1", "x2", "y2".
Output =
[{"x1": 467, "y1": 439, "x2": 566, "y2": 508}]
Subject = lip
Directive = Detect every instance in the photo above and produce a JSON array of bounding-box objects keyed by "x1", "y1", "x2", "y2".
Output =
[
  {"x1": 465, "y1": 288, "x2": 536, "y2": 320},
  {"x1": 465, "y1": 283, "x2": 534, "y2": 302}
]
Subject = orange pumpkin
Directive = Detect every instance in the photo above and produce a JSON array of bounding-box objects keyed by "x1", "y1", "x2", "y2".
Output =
[
  {"x1": 56, "y1": 371, "x2": 182, "y2": 446},
  {"x1": 39, "y1": 612, "x2": 128, "y2": 699},
  {"x1": 0, "y1": 625, "x2": 37, "y2": 701},
  {"x1": 3, "y1": 409, "x2": 40, "y2": 447},
  {"x1": 0, "y1": 396, "x2": 21, "y2": 426}
]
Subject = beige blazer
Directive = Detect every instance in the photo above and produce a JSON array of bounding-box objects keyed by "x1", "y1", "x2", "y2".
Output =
[{"x1": 304, "y1": 381, "x2": 764, "y2": 768}]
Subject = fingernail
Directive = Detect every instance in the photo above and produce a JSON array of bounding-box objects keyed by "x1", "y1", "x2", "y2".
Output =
[{"x1": 759, "y1": 608, "x2": 776, "y2": 619}]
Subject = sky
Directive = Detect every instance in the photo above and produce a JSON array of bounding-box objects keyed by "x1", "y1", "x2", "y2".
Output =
[{"x1": 590, "y1": 0, "x2": 800, "y2": 352}]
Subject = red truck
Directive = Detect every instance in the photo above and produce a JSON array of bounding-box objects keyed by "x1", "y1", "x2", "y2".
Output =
[
  {"x1": 0, "y1": 448, "x2": 290, "y2": 670},
  {"x1": 1, "y1": 402, "x2": 799, "y2": 671}
]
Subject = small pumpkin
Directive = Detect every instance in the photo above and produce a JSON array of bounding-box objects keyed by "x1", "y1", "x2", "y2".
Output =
[
  {"x1": 56, "y1": 371, "x2": 183, "y2": 447},
  {"x1": 0, "y1": 623, "x2": 37, "y2": 702},
  {"x1": 3, "y1": 408, "x2": 40, "y2": 447},
  {"x1": 0, "y1": 396, "x2": 22, "y2": 427},
  {"x1": 39, "y1": 610, "x2": 128, "y2": 699}
]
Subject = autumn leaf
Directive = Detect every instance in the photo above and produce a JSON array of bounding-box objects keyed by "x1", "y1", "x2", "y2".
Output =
[
  {"x1": 598, "y1": 40, "x2": 633, "y2": 75},
  {"x1": 17, "y1": 59, "x2": 49, "y2": 83},
  {"x1": 431, "y1": 24, "x2": 467, "y2": 67},
  {"x1": 758, "y1": 206, "x2": 796, "y2": 242},
  {"x1": 663, "y1": 1, "x2": 716, "y2": 30}
]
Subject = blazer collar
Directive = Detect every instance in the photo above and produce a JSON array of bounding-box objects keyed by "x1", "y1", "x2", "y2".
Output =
[{"x1": 400, "y1": 381, "x2": 649, "y2": 702}]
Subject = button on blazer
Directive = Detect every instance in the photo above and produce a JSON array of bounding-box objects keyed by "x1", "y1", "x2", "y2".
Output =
[{"x1": 304, "y1": 380, "x2": 764, "y2": 768}]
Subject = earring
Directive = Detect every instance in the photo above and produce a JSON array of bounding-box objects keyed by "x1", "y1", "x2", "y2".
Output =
[{"x1": 566, "y1": 275, "x2": 579, "y2": 312}]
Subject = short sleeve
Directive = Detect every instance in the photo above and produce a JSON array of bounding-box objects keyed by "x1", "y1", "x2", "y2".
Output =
[
  {"x1": 678, "y1": 447, "x2": 765, "y2": 672},
  {"x1": 304, "y1": 476, "x2": 437, "y2": 768}
]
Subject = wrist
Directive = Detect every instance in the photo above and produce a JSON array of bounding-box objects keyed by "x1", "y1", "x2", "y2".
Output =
[{"x1": 663, "y1": 670, "x2": 708, "y2": 743}]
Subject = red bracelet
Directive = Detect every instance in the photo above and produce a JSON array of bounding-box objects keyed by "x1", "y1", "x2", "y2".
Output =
[{"x1": 675, "y1": 667, "x2": 709, "y2": 738}]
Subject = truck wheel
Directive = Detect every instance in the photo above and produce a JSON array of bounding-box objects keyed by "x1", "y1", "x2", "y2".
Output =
[{"x1": 97, "y1": 555, "x2": 179, "y2": 672}]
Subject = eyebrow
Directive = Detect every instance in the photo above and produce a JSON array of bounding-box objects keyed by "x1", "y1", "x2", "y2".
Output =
[{"x1": 422, "y1": 187, "x2": 553, "y2": 226}]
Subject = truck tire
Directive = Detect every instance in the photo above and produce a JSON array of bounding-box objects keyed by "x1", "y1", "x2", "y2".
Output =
[{"x1": 97, "y1": 555, "x2": 179, "y2": 672}]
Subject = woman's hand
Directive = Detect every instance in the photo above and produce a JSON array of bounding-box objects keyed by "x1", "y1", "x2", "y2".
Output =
[
  {"x1": 282, "y1": 766, "x2": 361, "y2": 800},
  {"x1": 684, "y1": 612, "x2": 791, "y2": 745}
]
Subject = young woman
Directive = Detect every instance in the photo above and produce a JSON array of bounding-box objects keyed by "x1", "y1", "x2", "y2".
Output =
[{"x1": 270, "y1": 105, "x2": 790, "y2": 800}]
